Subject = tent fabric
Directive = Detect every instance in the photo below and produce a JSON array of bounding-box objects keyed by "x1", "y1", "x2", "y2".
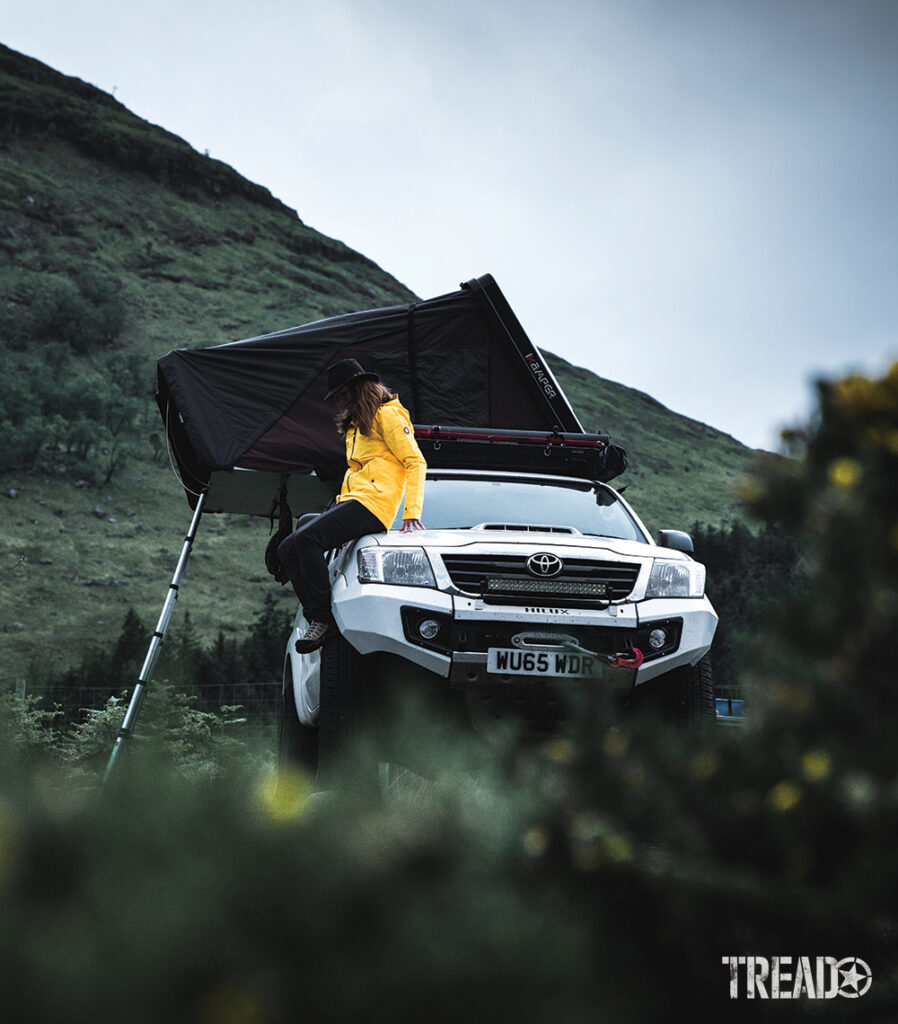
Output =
[{"x1": 156, "y1": 275, "x2": 583, "y2": 505}]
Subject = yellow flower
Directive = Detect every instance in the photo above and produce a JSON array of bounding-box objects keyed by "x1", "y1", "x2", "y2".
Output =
[
  {"x1": 828, "y1": 457, "x2": 862, "y2": 490},
  {"x1": 569, "y1": 814, "x2": 633, "y2": 869},
  {"x1": 832, "y1": 375, "x2": 877, "y2": 415},
  {"x1": 736, "y1": 479, "x2": 764, "y2": 504},
  {"x1": 523, "y1": 826, "x2": 549, "y2": 857},
  {"x1": 864, "y1": 427, "x2": 898, "y2": 454},
  {"x1": 256, "y1": 767, "x2": 313, "y2": 824},
  {"x1": 544, "y1": 737, "x2": 575, "y2": 763},
  {"x1": 889, "y1": 524, "x2": 898, "y2": 552},
  {"x1": 602, "y1": 729, "x2": 629, "y2": 759},
  {"x1": 603, "y1": 833, "x2": 633, "y2": 863},
  {"x1": 768, "y1": 780, "x2": 802, "y2": 812},
  {"x1": 831, "y1": 373, "x2": 897, "y2": 415},
  {"x1": 801, "y1": 749, "x2": 832, "y2": 782}
]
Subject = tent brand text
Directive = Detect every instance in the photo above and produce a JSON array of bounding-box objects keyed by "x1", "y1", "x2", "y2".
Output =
[
  {"x1": 524, "y1": 353, "x2": 557, "y2": 399},
  {"x1": 721, "y1": 956, "x2": 872, "y2": 999}
]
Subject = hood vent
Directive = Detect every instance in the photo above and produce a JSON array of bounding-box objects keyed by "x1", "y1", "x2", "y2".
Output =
[{"x1": 473, "y1": 523, "x2": 579, "y2": 534}]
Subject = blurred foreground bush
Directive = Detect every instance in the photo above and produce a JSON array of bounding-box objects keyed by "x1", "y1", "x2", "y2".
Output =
[
  {"x1": 0, "y1": 699, "x2": 596, "y2": 1024},
  {"x1": 3, "y1": 366, "x2": 898, "y2": 1021}
]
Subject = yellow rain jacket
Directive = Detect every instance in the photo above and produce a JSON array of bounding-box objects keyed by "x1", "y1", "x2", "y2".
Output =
[{"x1": 336, "y1": 395, "x2": 427, "y2": 528}]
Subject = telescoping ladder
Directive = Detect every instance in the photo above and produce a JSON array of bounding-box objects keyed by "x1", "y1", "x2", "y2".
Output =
[{"x1": 102, "y1": 490, "x2": 207, "y2": 784}]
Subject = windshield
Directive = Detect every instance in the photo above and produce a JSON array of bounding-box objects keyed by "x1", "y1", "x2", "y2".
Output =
[{"x1": 393, "y1": 474, "x2": 647, "y2": 542}]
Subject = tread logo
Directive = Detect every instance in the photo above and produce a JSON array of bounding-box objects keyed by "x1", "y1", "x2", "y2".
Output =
[{"x1": 721, "y1": 957, "x2": 872, "y2": 999}]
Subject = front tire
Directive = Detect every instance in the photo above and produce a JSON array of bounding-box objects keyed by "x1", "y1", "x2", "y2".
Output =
[
  {"x1": 629, "y1": 654, "x2": 716, "y2": 727},
  {"x1": 679, "y1": 654, "x2": 716, "y2": 724},
  {"x1": 318, "y1": 632, "x2": 378, "y2": 791}
]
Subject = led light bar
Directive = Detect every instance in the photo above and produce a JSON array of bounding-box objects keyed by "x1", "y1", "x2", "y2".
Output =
[{"x1": 486, "y1": 578, "x2": 608, "y2": 596}]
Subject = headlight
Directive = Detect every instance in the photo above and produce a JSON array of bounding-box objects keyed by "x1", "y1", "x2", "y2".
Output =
[
  {"x1": 645, "y1": 558, "x2": 706, "y2": 598},
  {"x1": 357, "y1": 547, "x2": 436, "y2": 587}
]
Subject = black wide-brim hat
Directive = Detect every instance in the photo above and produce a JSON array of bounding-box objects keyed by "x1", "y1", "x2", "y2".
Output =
[{"x1": 323, "y1": 358, "x2": 380, "y2": 401}]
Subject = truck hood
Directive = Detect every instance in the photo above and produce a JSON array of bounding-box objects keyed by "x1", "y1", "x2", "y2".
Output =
[{"x1": 368, "y1": 527, "x2": 678, "y2": 562}]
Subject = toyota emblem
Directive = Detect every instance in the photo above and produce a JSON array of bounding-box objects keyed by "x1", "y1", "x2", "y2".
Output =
[{"x1": 527, "y1": 552, "x2": 563, "y2": 577}]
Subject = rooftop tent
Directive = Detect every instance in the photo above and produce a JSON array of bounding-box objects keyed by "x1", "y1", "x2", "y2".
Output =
[
  {"x1": 156, "y1": 274, "x2": 583, "y2": 516},
  {"x1": 108, "y1": 275, "x2": 590, "y2": 777}
]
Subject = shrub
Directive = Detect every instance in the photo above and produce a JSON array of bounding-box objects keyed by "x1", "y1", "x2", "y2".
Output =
[
  {"x1": 1, "y1": 271, "x2": 127, "y2": 353},
  {"x1": 0, "y1": 336, "x2": 145, "y2": 478}
]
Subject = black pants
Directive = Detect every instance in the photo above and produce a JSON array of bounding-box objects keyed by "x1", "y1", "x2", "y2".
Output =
[{"x1": 277, "y1": 499, "x2": 386, "y2": 623}]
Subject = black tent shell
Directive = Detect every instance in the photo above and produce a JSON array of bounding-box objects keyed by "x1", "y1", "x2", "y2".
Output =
[{"x1": 156, "y1": 274, "x2": 582, "y2": 516}]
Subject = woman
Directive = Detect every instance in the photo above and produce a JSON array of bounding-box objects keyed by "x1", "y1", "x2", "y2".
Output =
[{"x1": 278, "y1": 358, "x2": 427, "y2": 653}]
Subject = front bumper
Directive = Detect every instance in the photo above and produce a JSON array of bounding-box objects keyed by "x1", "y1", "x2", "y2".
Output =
[{"x1": 333, "y1": 570, "x2": 717, "y2": 687}]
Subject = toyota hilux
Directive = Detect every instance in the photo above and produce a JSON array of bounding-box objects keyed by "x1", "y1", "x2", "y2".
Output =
[{"x1": 279, "y1": 458, "x2": 718, "y2": 778}]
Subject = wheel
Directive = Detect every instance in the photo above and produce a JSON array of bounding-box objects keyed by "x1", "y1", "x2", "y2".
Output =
[
  {"x1": 679, "y1": 654, "x2": 716, "y2": 724},
  {"x1": 628, "y1": 654, "x2": 716, "y2": 728},
  {"x1": 277, "y1": 658, "x2": 318, "y2": 776},
  {"x1": 318, "y1": 631, "x2": 378, "y2": 791}
]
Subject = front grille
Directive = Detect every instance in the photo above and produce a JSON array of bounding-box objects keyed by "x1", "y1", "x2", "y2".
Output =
[{"x1": 442, "y1": 553, "x2": 640, "y2": 603}]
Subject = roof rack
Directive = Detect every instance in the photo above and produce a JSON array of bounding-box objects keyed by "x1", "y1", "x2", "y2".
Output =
[{"x1": 413, "y1": 425, "x2": 627, "y2": 482}]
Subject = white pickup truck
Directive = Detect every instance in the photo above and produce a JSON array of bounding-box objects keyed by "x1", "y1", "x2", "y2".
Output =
[
  {"x1": 279, "y1": 458, "x2": 718, "y2": 779},
  {"x1": 153, "y1": 273, "x2": 718, "y2": 780}
]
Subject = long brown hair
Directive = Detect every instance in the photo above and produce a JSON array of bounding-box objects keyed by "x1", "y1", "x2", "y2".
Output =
[{"x1": 335, "y1": 379, "x2": 393, "y2": 436}]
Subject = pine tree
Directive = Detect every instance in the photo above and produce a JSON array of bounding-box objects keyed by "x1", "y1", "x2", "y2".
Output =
[
  {"x1": 692, "y1": 519, "x2": 804, "y2": 692},
  {"x1": 111, "y1": 606, "x2": 147, "y2": 667},
  {"x1": 159, "y1": 610, "x2": 202, "y2": 691},
  {"x1": 242, "y1": 592, "x2": 292, "y2": 684}
]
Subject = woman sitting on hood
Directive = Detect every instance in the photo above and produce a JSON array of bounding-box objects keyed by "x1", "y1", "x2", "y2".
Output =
[{"x1": 277, "y1": 358, "x2": 426, "y2": 652}]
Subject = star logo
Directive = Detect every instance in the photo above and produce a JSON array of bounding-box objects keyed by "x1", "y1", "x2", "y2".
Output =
[{"x1": 837, "y1": 957, "x2": 872, "y2": 998}]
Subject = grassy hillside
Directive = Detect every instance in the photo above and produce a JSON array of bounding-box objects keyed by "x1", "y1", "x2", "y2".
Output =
[
  {"x1": 0, "y1": 43, "x2": 417, "y2": 355},
  {"x1": 0, "y1": 44, "x2": 417, "y2": 684},
  {"x1": 0, "y1": 44, "x2": 762, "y2": 686}
]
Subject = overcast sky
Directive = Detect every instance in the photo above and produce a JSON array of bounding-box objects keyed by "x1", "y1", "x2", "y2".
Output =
[{"x1": 5, "y1": 0, "x2": 897, "y2": 450}]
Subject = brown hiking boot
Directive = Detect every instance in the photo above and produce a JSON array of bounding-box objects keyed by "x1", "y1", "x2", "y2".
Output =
[{"x1": 294, "y1": 620, "x2": 336, "y2": 653}]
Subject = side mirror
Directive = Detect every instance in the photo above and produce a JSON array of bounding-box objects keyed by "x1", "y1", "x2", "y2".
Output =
[{"x1": 657, "y1": 529, "x2": 694, "y2": 554}]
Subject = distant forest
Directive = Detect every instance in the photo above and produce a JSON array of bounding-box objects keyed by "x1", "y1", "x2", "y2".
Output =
[{"x1": 692, "y1": 521, "x2": 804, "y2": 692}]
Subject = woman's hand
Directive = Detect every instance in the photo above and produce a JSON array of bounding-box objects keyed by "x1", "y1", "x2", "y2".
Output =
[{"x1": 400, "y1": 518, "x2": 426, "y2": 533}]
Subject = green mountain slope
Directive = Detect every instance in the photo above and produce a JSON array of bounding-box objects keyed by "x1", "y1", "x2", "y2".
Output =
[
  {"x1": 0, "y1": 44, "x2": 760, "y2": 685},
  {"x1": 0, "y1": 44, "x2": 417, "y2": 352}
]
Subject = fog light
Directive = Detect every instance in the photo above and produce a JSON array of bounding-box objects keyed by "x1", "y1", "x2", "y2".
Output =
[
  {"x1": 648, "y1": 628, "x2": 668, "y2": 650},
  {"x1": 418, "y1": 619, "x2": 441, "y2": 640}
]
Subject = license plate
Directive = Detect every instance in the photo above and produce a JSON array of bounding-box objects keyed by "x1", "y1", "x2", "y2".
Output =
[{"x1": 486, "y1": 647, "x2": 602, "y2": 678}]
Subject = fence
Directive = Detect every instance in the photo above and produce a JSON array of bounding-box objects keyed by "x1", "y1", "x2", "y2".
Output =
[{"x1": 12, "y1": 677, "x2": 283, "y2": 752}]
